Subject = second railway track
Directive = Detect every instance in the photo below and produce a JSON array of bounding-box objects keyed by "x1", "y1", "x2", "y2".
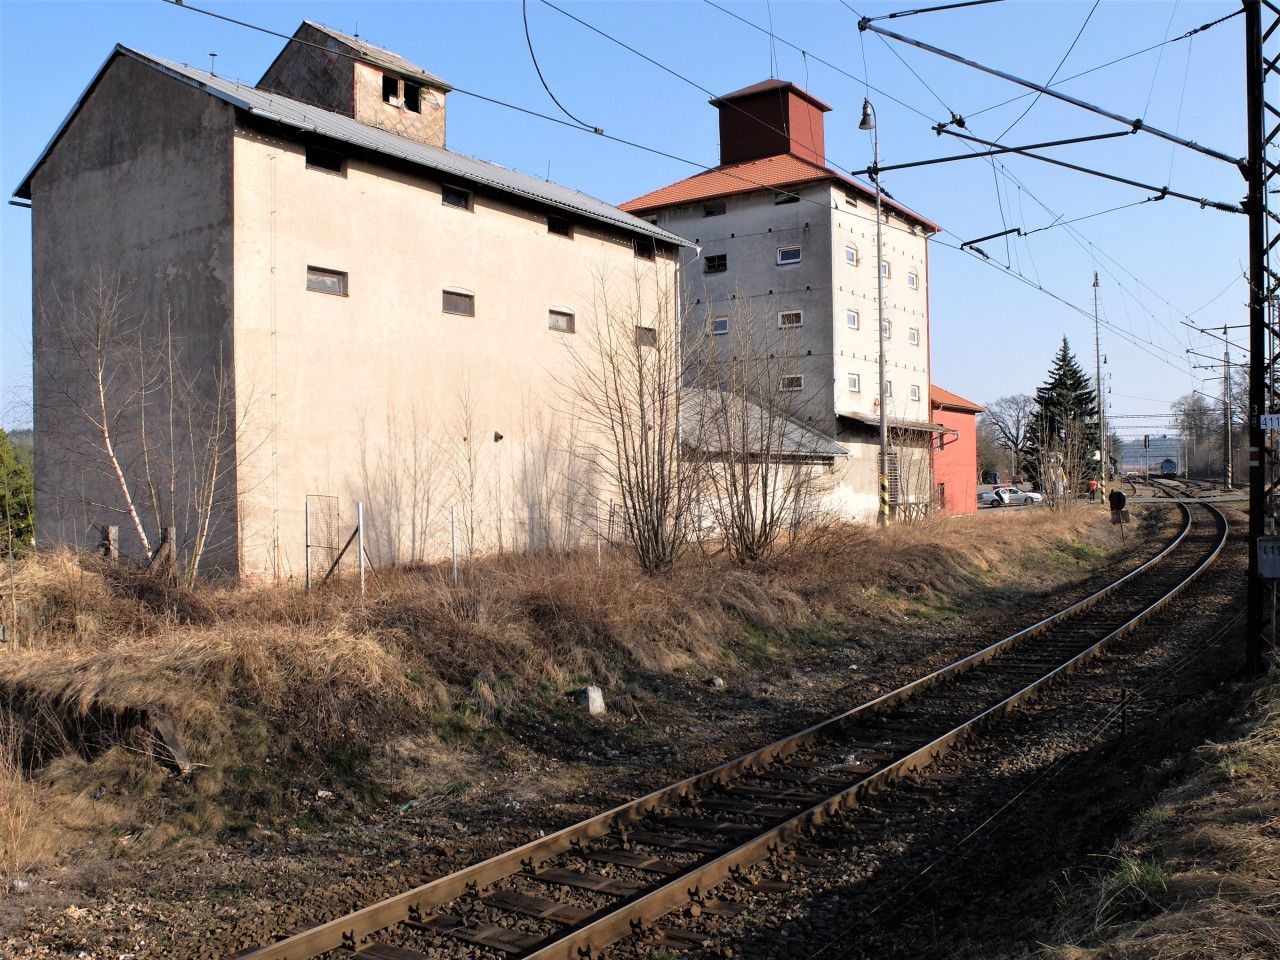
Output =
[{"x1": 235, "y1": 499, "x2": 1228, "y2": 960}]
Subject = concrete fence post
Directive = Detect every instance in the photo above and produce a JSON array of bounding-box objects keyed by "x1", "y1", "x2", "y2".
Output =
[
  {"x1": 357, "y1": 501, "x2": 366, "y2": 597},
  {"x1": 450, "y1": 505, "x2": 459, "y2": 586},
  {"x1": 304, "y1": 503, "x2": 312, "y2": 594}
]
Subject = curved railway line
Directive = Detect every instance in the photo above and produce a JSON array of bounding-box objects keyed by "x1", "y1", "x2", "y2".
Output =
[{"x1": 235, "y1": 499, "x2": 1229, "y2": 960}]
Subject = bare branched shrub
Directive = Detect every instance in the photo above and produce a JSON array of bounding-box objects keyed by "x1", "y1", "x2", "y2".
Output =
[
  {"x1": 565, "y1": 266, "x2": 698, "y2": 574},
  {"x1": 688, "y1": 297, "x2": 832, "y2": 562}
]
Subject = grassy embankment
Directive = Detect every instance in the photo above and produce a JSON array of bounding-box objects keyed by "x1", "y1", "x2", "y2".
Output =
[
  {"x1": 0, "y1": 507, "x2": 1139, "y2": 880},
  {"x1": 1036, "y1": 664, "x2": 1280, "y2": 959}
]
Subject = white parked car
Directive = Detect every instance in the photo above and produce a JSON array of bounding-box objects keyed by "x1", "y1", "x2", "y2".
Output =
[{"x1": 979, "y1": 486, "x2": 1044, "y2": 507}]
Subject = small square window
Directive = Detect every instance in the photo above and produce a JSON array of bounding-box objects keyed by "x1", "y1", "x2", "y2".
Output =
[
  {"x1": 778, "y1": 310, "x2": 803, "y2": 329},
  {"x1": 777, "y1": 246, "x2": 802, "y2": 265},
  {"x1": 634, "y1": 238, "x2": 656, "y2": 260},
  {"x1": 549, "y1": 309, "x2": 575, "y2": 333},
  {"x1": 882, "y1": 319, "x2": 892, "y2": 339},
  {"x1": 910, "y1": 384, "x2": 921, "y2": 401},
  {"x1": 305, "y1": 144, "x2": 345, "y2": 175},
  {"x1": 908, "y1": 327, "x2": 920, "y2": 345},
  {"x1": 847, "y1": 373, "x2": 861, "y2": 392},
  {"x1": 884, "y1": 381, "x2": 893, "y2": 398},
  {"x1": 443, "y1": 290, "x2": 475, "y2": 316},
  {"x1": 708, "y1": 316, "x2": 729, "y2": 336},
  {"x1": 635, "y1": 325, "x2": 658, "y2": 348},
  {"x1": 306, "y1": 266, "x2": 347, "y2": 296},
  {"x1": 403, "y1": 82, "x2": 422, "y2": 113},
  {"x1": 846, "y1": 310, "x2": 860, "y2": 330},
  {"x1": 907, "y1": 270, "x2": 919, "y2": 290},
  {"x1": 548, "y1": 215, "x2": 574, "y2": 237},
  {"x1": 880, "y1": 261, "x2": 892, "y2": 279},
  {"x1": 382, "y1": 74, "x2": 400, "y2": 105},
  {"x1": 442, "y1": 185, "x2": 471, "y2": 209},
  {"x1": 845, "y1": 245, "x2": 858, "y2": 266},
  {"x1": 843, "y1": 191, "x2": 859, "y2": 207},
  {"x1": 774, "y1": 193, "x2": 800, "y2": 205},
  {"x1": 704, "y1": 254, "x2": 727, "y2": 274},
  {"x1": 779, "y1": 374, "x2": 804, "y2": 392},
  {"x1": 703, "y1": 200, "x2": 726, "y2": 217}
]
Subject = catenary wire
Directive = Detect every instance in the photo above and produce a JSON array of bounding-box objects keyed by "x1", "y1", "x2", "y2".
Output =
[
  {"x1": 522, "y1": 0, "x2": 600, "y2": 131},
  {"x1": 994, "y1": 0, "x2": 1099, "y2": 142}
]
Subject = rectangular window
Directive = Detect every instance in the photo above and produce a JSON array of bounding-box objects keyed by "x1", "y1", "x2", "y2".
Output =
[
  {"x1": 382, "y1": 74, "x2": 400, "y2": 105},
  {"x1": 703, "y1": 200, "x2": 726, "y2": 217},
  {"x1": 306, "y1": 266, "x2": 347, "y2": 296},
  {"x1": 635, "y1": 325, "x2": 658, "y2": 348},
  {"x1": 548, "y1": 309, "x2": 575, "y2": 333},
  {"x1": 443, "y1": 290, "x2": 475, "y2": 316},
  {"x1": 884, "y1": 380, "x2": 893, "y2": 398},
  {"x1": 846, "y1": 310, "x2": 859, "y2": 330},
  {"x1": 708, "y1": 316, "x2": 729, "y2": 336},
  {"x1": 843, "y1": 191, "x2": 859, "y2": 207},
  {"x1": 548, "y1": 215, "x2": 574, "y2": 237},
  {"x1": 908, "y1": 327, "x2": 920, "y2": 345},
  {"x1": 704, "y1": 253, "x2": 727, "y2": 274},
  {"x1": 778, "y1": 310, "x2": 804, "y2": 329},
  {"x1": 910, "y1": 384, "x2": 921, "y2": 401},
  {"x1": 634, "y1": 237, "x2": 656, "y2": 260},
  {"x1": 403, "y1": 81, "x2": 422, "y2": 113},
  {"x1": 774, "y1": 193, "x2": 800, "y2": 205},
  {"x1": 845, "y1": 245, "x2": 858, "y2": 265},
  {"x1": 305, "y1": 144, "x2": 345, "y2": 175},
  {"x1": 882, "y1": 319, "x2": 892, "y2": 339},
  {"x1": 847, "y1": 373, "x2": 861, "y2": 392},
  {"x1": 442, "y1": 184, "x2": 471, "y2": 209},
  {"x1": 880, "y1": 261, "x2": 892, "y2": 279},
  {"x1": 779, "y1": 375, "x2": 804, "y2": 392},
  {"x1": 907, "y1": 270, "x2": 919, "y2": 289},
  {"x1": 777, "y1": 246, "x2": 802, "y2": 265}
]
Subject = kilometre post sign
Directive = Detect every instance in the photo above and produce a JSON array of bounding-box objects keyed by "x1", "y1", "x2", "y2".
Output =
[
  {"x1": 1259, "y1": 536, "x2": 1280, "y2": 579},
  {"x1": 1260, "y1": 413, "x2": 1280, "y2": 430}
]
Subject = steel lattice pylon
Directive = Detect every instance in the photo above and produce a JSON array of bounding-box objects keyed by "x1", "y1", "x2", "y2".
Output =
[{"x1": 1247, "y1": 1, "x2": 1280, "y2": 672}]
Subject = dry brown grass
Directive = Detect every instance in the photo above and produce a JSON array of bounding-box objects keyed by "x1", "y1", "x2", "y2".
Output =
[
  {"x1": 0, "y1": 507, "x2": 1127, "y2": 872},
  {"x1": 1037, "y1": 678, "x2": 1280, "y2": 960}
]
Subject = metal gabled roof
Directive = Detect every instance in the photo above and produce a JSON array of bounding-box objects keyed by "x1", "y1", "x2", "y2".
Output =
[
  {"x1": 681, "y1": 387, "x2": 848, "y2": 461},
  {"x1": 14, "y1": 46, "x2": 691, "y2": 249}
]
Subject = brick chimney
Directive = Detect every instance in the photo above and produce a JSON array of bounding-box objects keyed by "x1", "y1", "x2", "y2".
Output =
[
  {"x1": 258, "y1": 21, "x2": 451, "y2": 148},
  {"x1": 710, "y1": 80, "x2": 831, "y2": 167}
]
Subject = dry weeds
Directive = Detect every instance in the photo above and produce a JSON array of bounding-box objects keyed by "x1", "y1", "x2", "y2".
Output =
[
  {"x1": 0, "y1": 508, "x2": 1126, "y2": 875},
  {"x1": 1037, "y1": 675, "x2": 1280, "y2": 960}
]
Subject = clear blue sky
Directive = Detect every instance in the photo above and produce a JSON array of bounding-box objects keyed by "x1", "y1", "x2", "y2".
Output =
[{"x1": 0, "y1": 0, "x2": 1247, "y2": 440}]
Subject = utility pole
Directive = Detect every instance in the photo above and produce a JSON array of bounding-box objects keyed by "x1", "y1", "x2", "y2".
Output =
[
  {"x1": 1093, "y1": 272, "x2": 1106, "y2": 496},
  {"x1": 1246, "y1": 0, "x2": 1269, "y2": 676}
]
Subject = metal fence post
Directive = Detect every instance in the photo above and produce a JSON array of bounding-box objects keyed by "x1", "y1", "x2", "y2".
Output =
[
  {"x1": 451, "y1": 505, "x2": 459, "y2": 585},
  {"x1": 304, "y1": 502, "x2": 312, "y2": 593},
  {"x1": 596, "y1": 510, "x2": 602, "y2": 568},
  {"x1": 358, "y1": 501, "x2": 366, "y2": 597}
]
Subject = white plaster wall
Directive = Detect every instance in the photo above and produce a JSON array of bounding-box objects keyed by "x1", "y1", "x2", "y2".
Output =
[{"x1": 230, "y1": 126, "x2": 674, "y2": 578}]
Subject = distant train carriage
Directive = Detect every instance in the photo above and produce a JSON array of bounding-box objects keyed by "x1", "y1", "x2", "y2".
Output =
[{"x1": 1160, "y1": 458, "x2": 1178, "y2": 477}]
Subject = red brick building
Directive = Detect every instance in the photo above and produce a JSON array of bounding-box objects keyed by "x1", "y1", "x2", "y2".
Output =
[{"x1": 931, "y1": 386, "x2": 984, "y2": 516}]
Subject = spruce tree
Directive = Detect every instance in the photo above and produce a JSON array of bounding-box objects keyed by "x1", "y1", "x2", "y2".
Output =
[{"x1": 1023, "y1": 337, "x2": 1100, "y2": 487}]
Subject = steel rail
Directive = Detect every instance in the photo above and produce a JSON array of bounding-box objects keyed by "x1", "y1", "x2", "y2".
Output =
[{"x1": 234, "y1": 503, "x2": 1219, "y2": 960}]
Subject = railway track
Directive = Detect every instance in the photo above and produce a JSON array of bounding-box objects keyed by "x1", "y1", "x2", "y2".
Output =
[{"x1": 234, "y1": 500, "x2": 1228, "y2": 960}]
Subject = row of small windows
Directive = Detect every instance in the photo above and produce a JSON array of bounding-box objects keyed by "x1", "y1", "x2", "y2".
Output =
[
  {"x1": 702, "y1": 190, "x2": 859, "y2": 219},
  {"x1": 704, "y1": 243, "x2": 917, "y2": 288},
  {"x1": 705, "y1": 309, "x2": 919, "y2": 342},
  {"x1": 844, "y1": 374, "x2": 921, "y2": 401},
  {"x1": 306, "y1": 266, "x2": 578, "y2": 334}
]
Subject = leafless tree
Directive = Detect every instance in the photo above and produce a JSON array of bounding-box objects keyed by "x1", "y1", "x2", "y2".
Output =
[
  {"x1": 38, "y1": 270, "x2": 244, "y2": 582},
  {"x1": 1031, "y1": 405, "x2": 1090, "y2": 511},
  {"x1": 983, "y1": 393, "x2": 1035, "y2": 479},
  {"x1": 689, "y1": 298, "x2": 831, "y2": 561},
  {"x1": 564, "y1": 265, "x2": 699, "y2": 574}
]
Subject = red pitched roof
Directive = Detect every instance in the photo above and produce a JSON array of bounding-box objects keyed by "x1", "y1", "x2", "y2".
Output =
[
  {"x1": 710, "y1": 79, "x2": 832, "y2": 112},
  {"x1": 930, "y1": 385, "x2": 984, "y2": 413},
  {"x1": 620, "y1": 152, "x2": 938, "y2": 232}
]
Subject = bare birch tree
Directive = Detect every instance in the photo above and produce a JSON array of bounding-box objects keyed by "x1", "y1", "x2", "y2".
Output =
[{"x1": 38, "y1": 270, "x2": 244, "y2": 582}]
